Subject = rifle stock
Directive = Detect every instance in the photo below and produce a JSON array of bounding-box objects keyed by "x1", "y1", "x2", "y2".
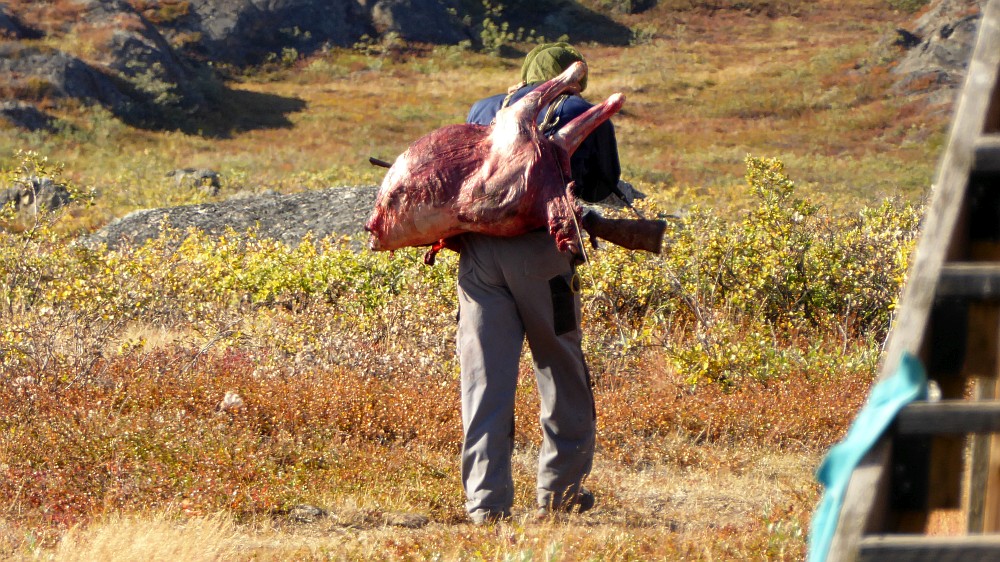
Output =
[{"x1": 581, "y1": 210, "x2": 666, "y2": 254}]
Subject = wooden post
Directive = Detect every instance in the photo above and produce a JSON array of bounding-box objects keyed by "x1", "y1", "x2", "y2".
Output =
[{"x1": 966, "y1": 304, "x2": 1000, "y2": 531}]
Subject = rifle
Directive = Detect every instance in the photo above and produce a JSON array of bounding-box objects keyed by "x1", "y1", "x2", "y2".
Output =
[{"x1": 580, "y1": 209, "x2": 666, "y2": 254}]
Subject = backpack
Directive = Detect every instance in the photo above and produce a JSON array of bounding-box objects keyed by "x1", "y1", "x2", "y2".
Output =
[{"x1": 500, "y1": 87, "x2": 619, "y2": 204}]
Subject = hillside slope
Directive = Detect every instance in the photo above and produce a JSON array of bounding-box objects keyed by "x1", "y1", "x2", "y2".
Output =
[{"x1": 0, "y1": 0, "x2": 632, "y2": 130}]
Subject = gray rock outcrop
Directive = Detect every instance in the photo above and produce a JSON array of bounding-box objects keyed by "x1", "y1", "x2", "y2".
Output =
[
  {"x1": 0, "y1": 101, "x2": 57, "y2": 132},
  {"x1": 166, "y1": 0, "x2": 371, "y2": 66},
  {"x1": 0, "y1": 0, "x2": 636, "y2": 131},
  {"x1": 889, "y1": 0, "x2": 986, "y2": 102},
  {"x1": 1, "y1": 176, "x2": 72, "y2": 214},
  {"x1": 367, "y1": 0, "x2": 468, "y2": 45},
  {"x1": 86, "y1": 186, "x2": 379, "y2": 250}
]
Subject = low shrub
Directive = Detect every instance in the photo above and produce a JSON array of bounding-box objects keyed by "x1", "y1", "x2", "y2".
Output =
[{"x1": 587, "y1": 155, "x2": 919, "y2": 385}]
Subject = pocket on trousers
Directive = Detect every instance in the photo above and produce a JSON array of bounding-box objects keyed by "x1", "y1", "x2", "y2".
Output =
[{"x1": 549, "y1": 275, "x2": 577, "y2": 336}]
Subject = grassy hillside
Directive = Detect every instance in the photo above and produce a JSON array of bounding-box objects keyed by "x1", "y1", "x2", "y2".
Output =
[
  {"x1": 1, "y1": 0, "x2": 944, "y2": 229},
  {"x1": 0, "y1": 0, "x2": 952, "y2": 560}
]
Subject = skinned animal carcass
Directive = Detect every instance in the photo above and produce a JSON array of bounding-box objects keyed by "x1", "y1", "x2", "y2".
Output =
[{"x1": 364, "y1": 61, "x2": 625, "y2": 265}]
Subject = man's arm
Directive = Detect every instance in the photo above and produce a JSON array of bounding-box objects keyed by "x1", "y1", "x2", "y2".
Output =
[{"x1": 467, "y1": 93, "x2": 507, "y2": 125}]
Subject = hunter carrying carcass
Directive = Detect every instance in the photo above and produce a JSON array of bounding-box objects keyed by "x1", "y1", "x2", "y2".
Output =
[{"x1": 364, "y1": 43, "x2": 664, "y2": 524}]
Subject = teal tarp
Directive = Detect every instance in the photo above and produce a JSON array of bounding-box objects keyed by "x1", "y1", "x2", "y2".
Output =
[{"x1": 807, "y1": 352, "x2": 927, "y2": 562}]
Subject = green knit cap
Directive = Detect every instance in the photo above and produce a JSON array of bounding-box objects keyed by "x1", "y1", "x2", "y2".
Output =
[{"x1": 521, "y1": 42, "x2": 587, "y2": 92}]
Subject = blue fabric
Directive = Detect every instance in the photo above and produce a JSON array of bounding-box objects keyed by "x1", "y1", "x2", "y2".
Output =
[
  {"x1": 807, "y1": 352, "x2": 928, "y2": 562},
  {"x1": 466, "y1": 85, "x2": 594, "y2": 129}
]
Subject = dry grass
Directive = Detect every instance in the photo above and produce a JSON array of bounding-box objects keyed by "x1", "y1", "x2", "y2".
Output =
[
  {"x1": 0, "y1": 329, "x2": 861, "y2": 560},
  {"x1": 4, "y1": 442, "x2": 817, "y2": 561},
  {"x1": 46, "y1": 513, "x2": 242, "y2": 562}
]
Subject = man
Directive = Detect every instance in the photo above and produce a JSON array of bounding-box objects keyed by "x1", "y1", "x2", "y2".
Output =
[{"x1": 458, "y1": 42, "x2": 622, "y2": 524}]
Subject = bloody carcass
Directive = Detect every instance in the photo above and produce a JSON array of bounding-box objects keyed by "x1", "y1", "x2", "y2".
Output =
[{"x1": 364, "y1": 61, "x2": 663, "y2": 265}]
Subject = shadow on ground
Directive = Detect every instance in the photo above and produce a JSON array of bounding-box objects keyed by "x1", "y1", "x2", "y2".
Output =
[{"x1": 177, "y1": 86, "x2": 308, "y2": 138}]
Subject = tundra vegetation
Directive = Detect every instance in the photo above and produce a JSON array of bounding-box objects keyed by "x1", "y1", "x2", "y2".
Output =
[{"x1": 1, "y1": 0, "x2": 946, "y2": 560}]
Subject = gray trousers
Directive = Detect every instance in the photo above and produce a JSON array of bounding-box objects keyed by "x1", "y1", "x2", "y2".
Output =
[{"x1": 457, "y1": 230, "x2": 596, "y2": 517}]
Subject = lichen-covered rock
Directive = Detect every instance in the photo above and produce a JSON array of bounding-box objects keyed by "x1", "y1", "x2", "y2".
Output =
[
  {"x1": 368, "y1": 0, "x2": 468, "y2": 45},
  {"x1": 0, "y1": 101, "x2": 58, "y2": 132},
  {"x1": 890, "y1": 0, "x2": 986, "y2": 102},
  {"x1": 0, "y1": 44, "x2": 137, "y2": 117},
  {"x1": 0, "y1": 7, "x2": 40, "y2": 40},
  {"x1": 82, "y1": 182, "x2": 642, "y2": 253},
  {"x1": 84, "y1": 186, "x2": 379, "y2": 250},
  {"x1": 1, "y1": 176, "x2": 72, "y2": 214}
]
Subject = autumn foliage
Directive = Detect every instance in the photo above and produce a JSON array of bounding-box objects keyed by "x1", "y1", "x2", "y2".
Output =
[{"x1": 0, "y1": 151, "x2": 917, "y2": 555}]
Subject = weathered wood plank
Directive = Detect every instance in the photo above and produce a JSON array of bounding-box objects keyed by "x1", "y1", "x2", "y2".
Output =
[
  {"x1": 896, "y1": 401, "x2": 1000, "y2": 434},
  {"x1": 828, "y1": 0, "x2": 1000, "y2": 558},
  {"x1": 965, "y1": 309, "x2": 1000, "y2": 532},
  {"x1": 979, "y1": 428, "x2": 1000, "y2": 533},
  {"x1": 970, "y1": 431, "x2": 991, "y2": 531},
  {"x1": 859, "y1": 534, "x2": 1000, "y2": 562},
  {"x1": 938, "y1": 263, "x2": 1000, "y2": 299},
  {"x1": 826, "y1": 438, "x2": 894, "y2": 560},
  {"x1": 967, "y1": 339, "x2": 1000, "y2": 533},
  {"x1": 975, "y1": 135, "x2": 1000, "y2": 172}
]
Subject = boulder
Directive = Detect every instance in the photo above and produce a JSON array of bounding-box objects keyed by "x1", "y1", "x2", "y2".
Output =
[
  {"x1": 83, "y1": 181, "x2": 644, "y2": 252},
  {"x1": 68, "y1": 0, "x2": 213, "y2": 119},
  {"x1": 890, "y1": 0, "x2": 986, "y2": 102},
  {"x1": 0, "y1": 101, "x2": 58, "y2": 132},
  {"x1": 85, "y1": 186, "x2": 379, "y2": 250},
  {"x1": 171, "y1": 0, "x2": 367, "y2": 65},
  {"x1": 0, "y1": 44, "x2": 138, "y2": 117},
  {"x1": 165, "y1": 0, "x2": 470, "y2": 65},
  {"x1": 1, "y1": 176, "x2": 72, "y2": 214},
  {"x1": 368, "y1": 0, "x2": 468, "y2": 45},
  {"x1": 0, "y1": 8, "x2": 41, "y2": 39}
]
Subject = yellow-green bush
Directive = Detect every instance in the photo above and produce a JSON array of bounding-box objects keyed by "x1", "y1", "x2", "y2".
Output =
[
  {"x1": 2, "y1": 153, "x2": 918, "y2": 387},
  {"x1": 586, "y1": 155, "x2": 920, "y2": 385}
]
